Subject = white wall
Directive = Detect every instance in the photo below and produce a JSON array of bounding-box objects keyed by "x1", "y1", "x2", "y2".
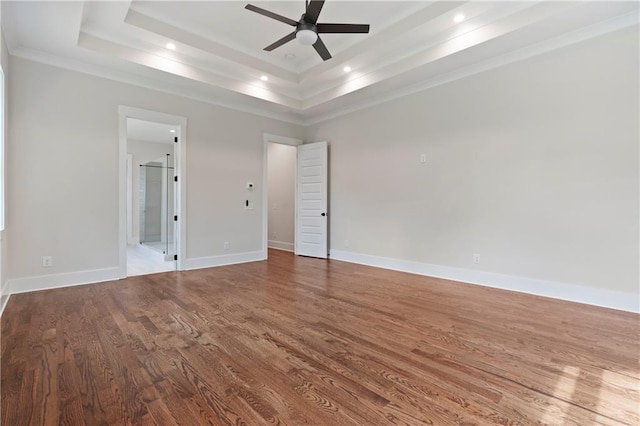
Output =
[
  {"x1": 0, "y1": 10, "x2": 8, "y2": 309},
  {"x1": 6, "y1": 56, "x2": 304, "y2": 286},
  {"x1": 306, "y1": 26, "x2": 639, "y2": 307},
  {"x1": 3, "y1": 24, "x2": 638, "y2": 312},
  {"x1": 267, "y1": 142, "x2": 296, "y2": 251},
  {"x1": 128, "y1": 138, "x2": 173, "y2": 245}
]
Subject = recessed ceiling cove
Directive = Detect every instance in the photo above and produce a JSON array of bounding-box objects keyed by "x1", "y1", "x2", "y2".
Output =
[{"x1": 3, "y1": 1, "x2": 638, "y2": 124}]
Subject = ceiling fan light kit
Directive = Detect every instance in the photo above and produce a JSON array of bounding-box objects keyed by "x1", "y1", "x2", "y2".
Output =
[
  {"x1": 245, "y1": 0, "x2": 370, "y2": 61},
  {"x1": 296, "y1": 24, "x2": 318, "y2": 46}
]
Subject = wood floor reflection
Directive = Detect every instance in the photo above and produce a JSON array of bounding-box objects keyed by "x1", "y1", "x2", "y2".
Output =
[{"x1": 2, "y1": 249, "x2": 638, "y2": 425}]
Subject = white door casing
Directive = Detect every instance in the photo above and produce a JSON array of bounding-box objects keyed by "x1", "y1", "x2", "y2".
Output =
[
  {"x1": 295, "y1": 141, "x2": 328, "y2": 259},
  {"x1": 126, "y1": 154, "x2": 134, "y2": 244}
]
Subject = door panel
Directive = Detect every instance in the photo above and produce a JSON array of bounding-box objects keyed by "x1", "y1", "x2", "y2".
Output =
[{"x1": 295, "y1": 141, "x2": 328, "y2": 258}]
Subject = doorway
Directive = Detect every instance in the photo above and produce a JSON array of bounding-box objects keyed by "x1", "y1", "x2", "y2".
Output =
[
  {"x1": 262, "y1": 134, "x2": 302, "y2": 257},
  {"x1": 127, "y1": 120, "x2": 176, "y2": 275},
  {"x1": 118, "y1": 106, "x2": 187, "y2": 278}
]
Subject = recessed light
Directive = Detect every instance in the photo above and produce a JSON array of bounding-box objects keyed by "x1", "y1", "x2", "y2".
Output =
[
  {"x1": 343, "y1": 66, "x2": 352, "y2": 73},
  {"x1": 170, "y1": 129, "x2": 176, "y2": 133},
  {"x1": 261, "y1": 75, "x2": 269, "y2": 81},
  {"x1": 166, "y1": 42, "x2": 176, "y2": 50},
  {"x1": 453, "y1": 14, "x2": 465, "y2": 23}
]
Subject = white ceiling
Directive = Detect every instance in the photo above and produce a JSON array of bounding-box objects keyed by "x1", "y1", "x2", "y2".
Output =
[{"x1": 3, "y1": 1, "x2": 638, "y2": 124}]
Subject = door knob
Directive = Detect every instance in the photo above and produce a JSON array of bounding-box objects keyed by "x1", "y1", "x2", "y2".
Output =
[{"x1": 321, "y1": 212, "x2": 326, "y2": 216}]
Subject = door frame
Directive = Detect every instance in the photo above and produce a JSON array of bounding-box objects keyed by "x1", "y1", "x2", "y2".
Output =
[
  {"x1": 126, "y1": 153, "x2": 134, "y2": 245},
  {"x1": 118, "y1": 106, "x2": 188, "y2": 277},
  {"x1": 262, "y1": 133, "x2": 303, "y2": 259}
]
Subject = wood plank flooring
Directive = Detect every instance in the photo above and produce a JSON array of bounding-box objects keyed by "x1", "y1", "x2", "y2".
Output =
[{"x1": 2, "y1": 249, "x2": 638, "y2": 425}]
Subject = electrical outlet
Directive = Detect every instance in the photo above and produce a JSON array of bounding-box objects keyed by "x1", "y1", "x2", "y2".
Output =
[
  {"x1": 473, "y1": 254, "x2": 480, "y2": 264},
  {"x1": 223, "y1": 242, "x2": 230, "y2": 250},
  {"x1": 42, "y1": 256, "x2": 53, "y2": 267},
  {"x1": 420, "y1": 153, "x2": 427, "y2": 164},
  {"x1": 345, "y1": 239, "x2": 350, "y2": 248}
]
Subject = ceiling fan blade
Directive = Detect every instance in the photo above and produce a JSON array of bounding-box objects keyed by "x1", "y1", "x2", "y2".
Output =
[
  {"x1": 264, "y1": 31, "x2": 297, "y2": 51},
  {"x1": 317, "y1": 23, "x2": 370, "y2": 34},
  {"x1": 305, "y1": 0, "x2": 325, "y2": 24},
  {"x1": 245, "y1": 4, "x2": 298, "y2": 26},
  {"x1": 313, "y1": 36, "x2": 332, "y2": 61}
]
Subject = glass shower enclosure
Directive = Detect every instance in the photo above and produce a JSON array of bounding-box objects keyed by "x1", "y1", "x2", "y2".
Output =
[{"x1": 139, "y1": 154, "x2": 176, "y2": 262}]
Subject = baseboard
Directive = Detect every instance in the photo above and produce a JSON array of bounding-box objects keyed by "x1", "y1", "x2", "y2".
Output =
[
  {"x1": 329, "y1": 250, "x2": 639, "y2": 313},
  {"x1": 0, "y1": 232, "x2": 7, "y2": 315},
  {"x1": 1, "y1": 278, "x2": 9, "y2": 298},
  {"x1": 184, "y1": 250, "x2": 266, "y2": 270},
  {"x1": 268, "y1": 240, "x2": 294, "y2": 252},
  {"x1": 7, "y1": 267, "x2": 122, "y2": 295},
  {"x1": 0, "y1": 294, "x2": 9, "y2": 317}
]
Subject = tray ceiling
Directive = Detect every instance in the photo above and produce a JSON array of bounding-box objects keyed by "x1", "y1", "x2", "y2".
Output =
[{"x1": 3, "y1": 1, "x2": 638, "y2": 124}]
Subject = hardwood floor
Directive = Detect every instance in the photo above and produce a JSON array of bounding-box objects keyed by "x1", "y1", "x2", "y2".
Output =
[{"x1": 2, "y1": 249, "x2": 638, "y2": 425}]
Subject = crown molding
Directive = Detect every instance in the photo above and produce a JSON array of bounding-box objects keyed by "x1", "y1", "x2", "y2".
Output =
[
  {"x1": 123, "y1": 8, "x2": 299, "y2": 84},
  {"x1": 78, "y1": 32, "x2": 302, "y2": 108},
  {"x1": 8, "y1": 46, "x2": 307, "y2": 125},
  {"x1": 6, "y1": 10, "x2": 637, "y2": 128},
  {"x1": 305, "y1": 12, "x2": 639, "y2": 125}
]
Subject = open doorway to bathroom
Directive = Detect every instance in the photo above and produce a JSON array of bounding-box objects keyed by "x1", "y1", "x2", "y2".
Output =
[{"x1": 126, "y1": 118, "x2": 177, "y2": 276}]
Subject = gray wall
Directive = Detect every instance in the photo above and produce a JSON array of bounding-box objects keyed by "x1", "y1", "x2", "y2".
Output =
[
  {"x1": 306, "y1": 26, "x2": 639, "y2": 296},
  {"x1": 6, "y1": 57, "x2": 304, "y2": 283},
  {"x1": 0, "y1": 13, "x2": 8, "y2": 304},
  {"x1": 2, "y1": 24, "x2": 638, "y2": 310}
]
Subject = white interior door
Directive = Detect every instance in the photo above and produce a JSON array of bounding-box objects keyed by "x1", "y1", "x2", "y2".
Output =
[{"x1": 296, "y1": 141, "x2": 328, "y2": 258}]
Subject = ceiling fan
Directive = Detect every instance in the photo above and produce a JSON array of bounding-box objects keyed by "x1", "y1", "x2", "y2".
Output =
[{"x1": 244, "y1": 0, "x2": 370, "y2": 61}]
